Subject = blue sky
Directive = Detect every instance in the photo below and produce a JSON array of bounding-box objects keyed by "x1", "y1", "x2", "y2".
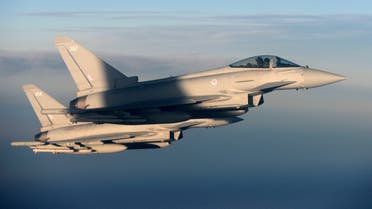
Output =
[
  {"x1": 2, "y1": 0, "x2": 372, "y2": 14},
  {"x1": 1, "y1": 1, "x2": 372, "y2": 209}
]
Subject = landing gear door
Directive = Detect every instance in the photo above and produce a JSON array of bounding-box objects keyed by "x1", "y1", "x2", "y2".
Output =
[{"x1": 248, "y1": 94, "x2": 264, "y2": 107}]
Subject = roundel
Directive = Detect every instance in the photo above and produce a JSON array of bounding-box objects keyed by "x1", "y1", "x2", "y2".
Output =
[{"x1": 211, "y1": 79, "x2": 218, "y2": 86}]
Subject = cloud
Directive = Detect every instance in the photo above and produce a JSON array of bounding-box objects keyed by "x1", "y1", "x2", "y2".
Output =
[
  {"x1": 35, "y1": 13, "x2": 372, "y2": 49},
  {"x1": 203, "y1": 14, "x2": 372, "y2": 39},
  {"x1": 4, "y1": 12, "x2": 372, "y2": 57},
  {"x1": 22, "y1": 11, "x2": 372, "y2": 27},
  {"x1": 21, "y1": 10, "x2": 199, "y2": 19},
  {"x1": 208, "y1": 14, "x2": 372, "y2": 24},
  {"x1": 0, "y1": 51, "x2": 63, "y2": 76}
]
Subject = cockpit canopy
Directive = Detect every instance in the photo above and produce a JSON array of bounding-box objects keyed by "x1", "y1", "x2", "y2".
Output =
[{"x1": 229, "y1": 55, "x2": 301, "y2": 69}]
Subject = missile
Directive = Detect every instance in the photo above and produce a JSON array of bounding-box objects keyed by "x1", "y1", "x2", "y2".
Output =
[{"x1": 32, "y1": 144, "x2": 127, "y2": 154}]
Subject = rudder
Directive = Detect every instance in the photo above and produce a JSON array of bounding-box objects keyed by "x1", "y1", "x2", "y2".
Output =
[
  {"x1": 23, "y1": 84, "x2": 72, "y2": 130},
  {"x1": 54, "y1": 36, "x2": 138, "y2": 97}
]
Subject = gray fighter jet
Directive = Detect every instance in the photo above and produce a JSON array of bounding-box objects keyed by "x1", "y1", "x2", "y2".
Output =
[
  {"x1": 11, "y1": 85, "x2": 241, "y2": 154},
  {"x1": 11, "y1": 36, "x2": 345, "y2": 154},
  {"x1": 53, "y1": 36, "x2": 345, "y2": 124}
]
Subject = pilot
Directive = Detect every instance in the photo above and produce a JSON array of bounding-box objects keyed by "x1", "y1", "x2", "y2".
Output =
[
  {"x1": 255, "y1": 56, "x2": 264, "y2": 68},
  {"x1": 275, "y1": 57, "x2": 282, "y2": 67},
  {"x1": 263, "y1": 57, "x2": 270, "y2": 68}
]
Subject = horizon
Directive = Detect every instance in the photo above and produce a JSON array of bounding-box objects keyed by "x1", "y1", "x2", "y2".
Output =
[{"x1": 1, "y1": 1, "x2": 372, "y2": 209}]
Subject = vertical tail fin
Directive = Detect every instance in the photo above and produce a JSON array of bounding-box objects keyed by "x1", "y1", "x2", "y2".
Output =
[
  {"x1": 54, "y1": 36, "x2": 138, "y2": 96},
  {"x1": 23, "y1": 84, "x2": 72, "y2": 131}
]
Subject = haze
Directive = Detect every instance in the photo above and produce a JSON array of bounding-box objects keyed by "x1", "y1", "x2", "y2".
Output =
[{"x1": 1, "y1": 0, "x2": 372, "y2": 208}]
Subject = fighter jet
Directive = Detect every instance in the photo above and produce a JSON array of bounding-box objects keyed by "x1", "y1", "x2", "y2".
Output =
[
  {"x1": 11, "y1": 84, "x2": 241, "y2": 154},
  {"x1": 11, "y1": 36, "x2": 345, "y2": 154},
  {"x1": 53, "y1": 36, "x2": 345, "y2": 125}
]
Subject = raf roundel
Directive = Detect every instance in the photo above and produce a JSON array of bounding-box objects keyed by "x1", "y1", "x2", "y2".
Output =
[{"x1": 211, "y1": 79, "x2": 218, "y2": 86}]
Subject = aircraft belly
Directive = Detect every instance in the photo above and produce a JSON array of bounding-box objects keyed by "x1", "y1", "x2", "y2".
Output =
[{"x1": 124, "y1": 142, "x2": 171, "y2": 150}]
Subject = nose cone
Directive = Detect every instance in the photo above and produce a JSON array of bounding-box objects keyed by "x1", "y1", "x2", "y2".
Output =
[{"x1": 302, "y1": 69, "x2": 346, "y2": 88}]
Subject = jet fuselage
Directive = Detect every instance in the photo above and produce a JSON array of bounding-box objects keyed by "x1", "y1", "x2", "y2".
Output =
[{"x1": 69, "y1": 65, "x2": 343, "y2": 124}]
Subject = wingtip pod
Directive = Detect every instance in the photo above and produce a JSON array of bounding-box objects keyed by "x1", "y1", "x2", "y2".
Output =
[
  {"x1": 22, "y1": 83, "x2": 37, "y2": 91},
  {"x1": 54, "y1": 36, "x2": 74, "y2": 46},
  {"x1": 11, "y1": 141, "x2": 45, "y2": 147}
]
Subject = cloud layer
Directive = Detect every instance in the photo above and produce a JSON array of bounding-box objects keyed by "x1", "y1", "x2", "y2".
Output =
[{"x1": 1, "y1": 9, "x2": 372, "y2": 209}]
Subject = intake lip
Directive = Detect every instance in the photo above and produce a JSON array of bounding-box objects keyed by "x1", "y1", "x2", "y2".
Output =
[
  {"x1": 34, "y1": 131, "x2": 49, "y2": 142},
  {"x1": 70, "y1": 96, "x2": 88, "y2": 110}
]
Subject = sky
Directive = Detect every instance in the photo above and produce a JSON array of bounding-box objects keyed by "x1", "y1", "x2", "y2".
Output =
[{"x1": 1, "y1": 1, "x2": 372, "y2": 209}]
